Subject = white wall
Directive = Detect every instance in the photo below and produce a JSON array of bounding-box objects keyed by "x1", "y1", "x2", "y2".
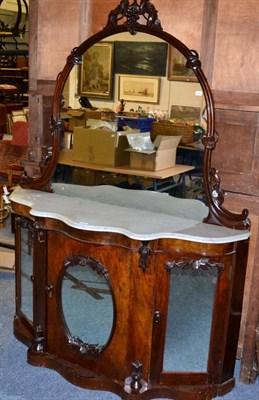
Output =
[{"x1": 0, "y1": 0, "x2": 28, "y2": 13}]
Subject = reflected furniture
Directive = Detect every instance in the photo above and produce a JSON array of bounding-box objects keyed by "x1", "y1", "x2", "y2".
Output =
[
  {"x1": 57, "y1": 148, "x2": 194, "y2": 193},
  {"x1": 10, "y1": 2, "x2": 251, "y2": 399},
  {"x1": 0, "y1": 68, "x2": 29, "y2": 104},
  {"x1": 177, "y1": 144, "x2": 203, "y2": 179},
  {"x1": 1, "y1": 120, "x2": 28, "y2": 146},
  {"x1": 0, "y1": 121, "x2": 28, "y2": 185}
]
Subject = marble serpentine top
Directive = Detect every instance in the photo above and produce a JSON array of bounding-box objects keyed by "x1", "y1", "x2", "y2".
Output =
[{"x1": 10, "y1": 184, "x2": 250, "y2": 244}]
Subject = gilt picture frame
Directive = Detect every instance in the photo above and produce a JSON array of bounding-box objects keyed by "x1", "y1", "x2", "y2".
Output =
[
  {"x1": 114, "y1": 41, "x2": 168, "y2": 76},
  {"x1": 78, "y1": 42, "x2": 114, "y2": 99},
  {"x1": 168, "y1": 46, "x2": 197, "y2": 82},
  {"x1": 118, "y1": 75, "x2": 160, "y2": 104}
]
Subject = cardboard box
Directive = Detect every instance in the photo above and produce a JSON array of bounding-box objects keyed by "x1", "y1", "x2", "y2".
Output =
[
  {"x1": 85, "y1": 110, "x2": 102, "y2": 119},
  {"x1": 127, "y1": 135, "x2": 182, "y2": 171},
  {"x1": 85, "y1": 110, "x2": 115, "y2": 121},
  {"x1": 66, "y1": 109, "x2": 87, "y2": 130},
  {"x1": 73, "y1": 127, "x2": 138, "y2": 167}
]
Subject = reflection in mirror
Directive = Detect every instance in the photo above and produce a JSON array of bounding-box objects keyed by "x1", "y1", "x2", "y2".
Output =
[
  {"x1": 61, "y1": 258, "x2": 114, "y2": 352},
  {"x1": 56, "y1": 32, "x2": 206, "y2": 201},
  {"x1": 21, "y1": 226, "x2": 33, "y2": 321},
  {"x1": 62, "y1": 33, "x2": 205, "y2": 121},
  {"x1": 164, "y1": 267, "x2": 217, "y2": 372}
]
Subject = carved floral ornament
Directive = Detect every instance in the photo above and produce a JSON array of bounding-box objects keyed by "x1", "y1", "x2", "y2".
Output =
[
  {"x1": 165, "y1": 258, "x2": 225, "y2": 275},
  {"x1": 106, "y1": 0, "x2": 162, "y2": 34}
]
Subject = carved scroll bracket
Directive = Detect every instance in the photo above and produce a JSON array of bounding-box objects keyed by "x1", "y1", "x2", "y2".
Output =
[
  {"x1": 209, "y1": 167, "x2": 225, "y2": 207},
  {"x1": 204, "y1": 167, "x2": 250, "y2": 230}
]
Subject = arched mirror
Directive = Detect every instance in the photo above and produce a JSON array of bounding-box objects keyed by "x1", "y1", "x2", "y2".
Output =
[
  {"x1": 20, "y1": 0, "x2": 249, "y2": 231},
  {"x1": 57, "y1": 32, "x2": 205, "y2": 197}
]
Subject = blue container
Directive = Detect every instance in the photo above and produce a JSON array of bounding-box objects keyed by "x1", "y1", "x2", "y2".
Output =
[{"x1": 117, "y1": 117, "x2": 156, "y2": 132}]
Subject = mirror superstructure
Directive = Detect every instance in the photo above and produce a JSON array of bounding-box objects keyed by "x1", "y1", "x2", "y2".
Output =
[{"x1": 18, "y1": 0, "x2": 249, "y2": 231}]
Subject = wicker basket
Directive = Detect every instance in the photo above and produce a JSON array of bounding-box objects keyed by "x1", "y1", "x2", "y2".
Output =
[{"x1": 151, "y1": 121, "x2": 194, "y2": 144}]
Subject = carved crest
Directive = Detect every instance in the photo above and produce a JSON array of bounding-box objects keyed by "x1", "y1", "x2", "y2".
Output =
[{"x1": 105, "y1": 0, "x2": 162, "y2": 35}]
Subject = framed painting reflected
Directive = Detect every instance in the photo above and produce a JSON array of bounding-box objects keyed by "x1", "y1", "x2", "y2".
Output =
[
  {"x1": 118, "y1": 75, "x2": 160, "y2": 104},
  {"x1": 78, "y1": 42, "x2": 114, "y2": 99},
  {"x1": 114, "y1": 41, "x2": 168, "y2": 76},
  {"x1": 168, "y1": 46, "x2": 197, "y2": 82}
]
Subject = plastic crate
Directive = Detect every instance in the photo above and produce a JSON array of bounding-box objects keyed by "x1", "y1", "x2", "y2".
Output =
[{"x1": 118, "y1": 117, "x2": 156, "y2": 132}]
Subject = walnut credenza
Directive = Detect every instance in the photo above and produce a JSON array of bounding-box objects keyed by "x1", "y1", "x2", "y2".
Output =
[{"x1": 11, "y1": 184, "x2": 250, "y2": 400}]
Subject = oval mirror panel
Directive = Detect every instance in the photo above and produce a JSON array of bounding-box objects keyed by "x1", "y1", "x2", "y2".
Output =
[{"x1": 61, "y1": 255, "x2": 115, "y2": 354}]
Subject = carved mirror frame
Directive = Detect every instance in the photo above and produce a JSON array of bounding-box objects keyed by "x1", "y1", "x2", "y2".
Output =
[{"x1": 20, "y1": 0, "x2": 249, "y2": 231}]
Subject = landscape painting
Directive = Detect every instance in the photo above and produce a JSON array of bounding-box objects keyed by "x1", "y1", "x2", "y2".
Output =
[
  {"x1": 114, "y1": 41, "x2": 168, "y2": 76},
  {"x1": 118, "y1": 75, "x2": 160, "y2": 104}
]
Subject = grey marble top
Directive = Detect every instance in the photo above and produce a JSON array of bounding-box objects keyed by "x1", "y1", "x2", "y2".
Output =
[{"x1": 10, "y1": 184, "x2": 250, "y2": 244}]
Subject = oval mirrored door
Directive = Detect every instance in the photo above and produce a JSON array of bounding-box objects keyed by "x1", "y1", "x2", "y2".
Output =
[{"x1": 61, "y1": 255, "x2": 115, "y2": 353}]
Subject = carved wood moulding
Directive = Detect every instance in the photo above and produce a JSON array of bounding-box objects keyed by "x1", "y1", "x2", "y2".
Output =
[
  {"x1": 105, "y1": 0, "x2": 162, "y2": 34},
  {"x1": 64, "y1": 254, "x2": 108, "y2": 277},
  {"x1": 138, "y1": 241, "x2": 152, "y2": 272},
  {"x1": 165, "y1": 258, "x2": 225, "y2": 275}
]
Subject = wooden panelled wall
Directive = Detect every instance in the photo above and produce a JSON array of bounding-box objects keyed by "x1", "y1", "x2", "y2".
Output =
[{"x1": 29, "y1": 0, "x2": 258, "y2": 383}]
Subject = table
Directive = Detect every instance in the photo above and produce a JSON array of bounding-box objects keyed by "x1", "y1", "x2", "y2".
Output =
[
  {"x1": 57, "y1": 149, "x2": 194, "y2": 194},
  {"x1": 177, "y1": 143, "x2": 203, "y2": 178}
]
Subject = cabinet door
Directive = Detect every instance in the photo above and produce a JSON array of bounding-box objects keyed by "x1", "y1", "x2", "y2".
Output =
[
  {"x1": 15, "y1": 216, "x2": 34, "y2": 324},
  {"x1": 150, "y1": 246, "x2": 235, "y2": 386},
  {"x1": 14, "y1": 215, "x2": 47, "y2": 346},
  {"x1": 46, "y1": 231, "x2": 133, "y2": 381}
]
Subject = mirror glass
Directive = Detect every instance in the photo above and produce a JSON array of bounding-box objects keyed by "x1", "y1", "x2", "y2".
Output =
[
  {"x1": 61, "y1": 259, "x2": 114, "y2": 350},
  {"x1": 54, "y1": 32, "x2": 206, "y2": 200},
  {"x1": 20, "y1": 225, "x2": 33, "y2": 321},
  {"x1": 163, "y1": 268, "x2": 217, "y2": 372}
]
